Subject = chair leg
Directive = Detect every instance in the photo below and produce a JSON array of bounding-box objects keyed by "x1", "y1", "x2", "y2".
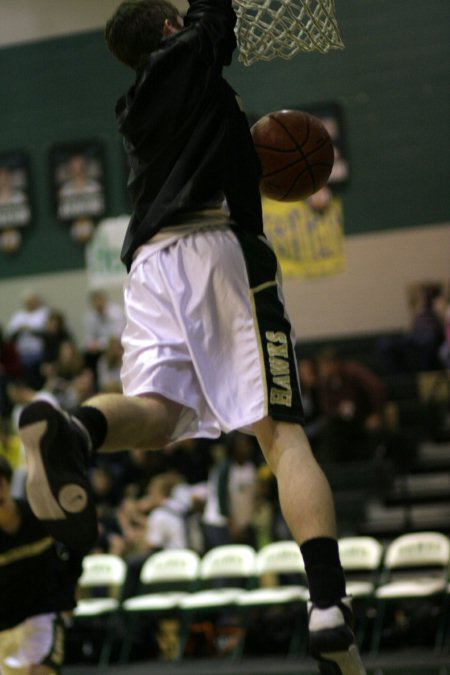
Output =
[
  {"x1": 370, "y1": 601, "x2": 386, "y2": 654},
  {"x1": 435, "y1": 596, "x2": 449, "y2": 652},
  {"x1": 231, "y1": 608, "x2": 250, "y2": 661},
  {"x1": 175, "y1": 611, "x2": 192, "y2": 662},
  {"x1": 99, "y1": 613, "x2": 119, "y2": 666},
  {"x1": 288, "y1": 604, "x2": 308, "y2": 658},
  {"x1": 119, "y1": 613, "x2": 139, "y2": 664}
]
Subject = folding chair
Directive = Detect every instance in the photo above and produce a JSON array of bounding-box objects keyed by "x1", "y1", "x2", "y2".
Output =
[
  {"x1": 119, "y1": 548, "x2": 201, "y2": 663},
  {"x1": 338, "y1": 536, "x2": 384, "y2": 647},
  {"x1": 438, "y1": 581, "x2": 450, "y2": 653},
  {"x1": 177, "y1": 544, "x2": 257, "y2": 659},
  {"x1": 233, "y1": 540, "x2": 309, "y2": 658},
  {"x1": 72, "y1": 553, "x2": 127, "y2": 665},
  {"x1": 370, "y1": 531, "x2": 450, "y2": 652}
]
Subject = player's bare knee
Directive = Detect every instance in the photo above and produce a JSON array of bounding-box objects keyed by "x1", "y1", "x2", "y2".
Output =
[{"x1": 135, "y1": 394, "x2": 182, "y2": 448}]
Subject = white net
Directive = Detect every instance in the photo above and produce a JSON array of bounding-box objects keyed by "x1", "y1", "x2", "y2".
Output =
[{"x1": 233, "y1": 0, "x2": 344, "y2": 66}]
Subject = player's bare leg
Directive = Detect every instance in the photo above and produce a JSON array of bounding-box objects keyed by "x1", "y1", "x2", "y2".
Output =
[
  {"x1": 18, "y1": 394, "x2": 182, "y2": 551},
  {"x1": 79, "y1": 392, "x2": 183, "y2": 452},
  {"x1": 254, "y1": 417, "x2": 366, "y2": 675}
]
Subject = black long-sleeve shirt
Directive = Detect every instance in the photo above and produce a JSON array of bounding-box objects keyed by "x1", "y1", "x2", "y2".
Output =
[
  {"x1": 0, "y1": 500, "x2": 81, "y2": 630},
  {"x1": 116, "y1": 0, "x2": 263, "y2": 270}
]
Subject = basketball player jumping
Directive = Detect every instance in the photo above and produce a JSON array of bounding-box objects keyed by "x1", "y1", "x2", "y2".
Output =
[{"x1": 18, "y1": 1, "x2": 366, "y2": 672}]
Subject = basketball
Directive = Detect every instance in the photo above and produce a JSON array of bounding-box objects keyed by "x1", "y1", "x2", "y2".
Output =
[{"x1": 251, "y1": 109, "x2": 334, "y2": 202}]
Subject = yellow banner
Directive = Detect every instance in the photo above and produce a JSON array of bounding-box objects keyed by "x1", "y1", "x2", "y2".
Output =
[{"x1": 262, "y1": 196, "x2": 345, "y2": 278}]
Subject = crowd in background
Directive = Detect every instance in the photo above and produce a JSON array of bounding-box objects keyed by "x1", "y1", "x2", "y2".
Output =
[{"x1": 0, "y1": 282, "x2": 449, "y2": 596}]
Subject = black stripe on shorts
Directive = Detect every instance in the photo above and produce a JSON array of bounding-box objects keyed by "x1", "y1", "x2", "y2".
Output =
[{"x1": 232, "y1": 227, "x2": 305, "y2": 425}]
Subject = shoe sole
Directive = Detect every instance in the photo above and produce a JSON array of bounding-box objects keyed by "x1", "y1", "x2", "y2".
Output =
[
  {"x1": 19, "y1": 401, "x2": 97, "y2": 551},
  {"x1": 318, "y1": 644, "x2": 367, "y2": 675}
]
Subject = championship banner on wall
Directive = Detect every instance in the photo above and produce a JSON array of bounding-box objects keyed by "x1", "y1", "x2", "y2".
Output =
[{"x1": 262, "y1": 193, "x2": 345, "y2": 278}]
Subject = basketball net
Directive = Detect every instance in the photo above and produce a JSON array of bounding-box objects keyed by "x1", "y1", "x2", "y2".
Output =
[{"x1": 233, "y1": 0, "x2": 344, "y2": 66}]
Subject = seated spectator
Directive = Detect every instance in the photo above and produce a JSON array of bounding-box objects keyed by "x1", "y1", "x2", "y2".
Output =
[
  {"x1": 83, "y1": 289, "x2": 125, "y2": 375},
  {"x1": 119, "y1": 471, "x2": 202, "y2": 599},
  {"x1": 115, "y1": 447, "x2": 171, "y2": 499},
  {"x1": 5, "y1": 290, "x2": 49, "y2": 388},
  {"x1": 0, "y1": 325, "x2": 22, "y2": 417},
  {"x1": 96, "y1": 336, "x2": 123, "y2": 393},
  {"x1": 6, "y1": 379, "x2": 59, "y2": 434},
  {"x1": 202, "y1": 432, "x2": 257, "y2": 551},
  {"x1": 379, "y1": 285, "x2": 445, "y2": 374},
  {"x1": 252, "y1": 463, "x2": 290, "y2": 548},
  {"x1": 40, "y1": 310, "x2": 73, "y2": 378},
  {"x1": 298, "y1": 357, "x2": 324, "y2": 452},
  {"x1": 163, "y1": 437, "x2": 213, "y2": 485},
  {"x1": 0, "y1": 417, "x2": 22, "y2": 472},
  {"x1": 89, "y1": 463, "x2": 126, "y2": 556},
  {"x1": 315, "y1": 348, "x2": 386, "y2": 463},
  {"x1": 42, "y1": 339, "x2": 85, "y2": 410}
]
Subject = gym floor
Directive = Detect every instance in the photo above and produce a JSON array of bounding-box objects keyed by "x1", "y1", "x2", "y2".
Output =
[{"x1": 65, "y1": 650, "x2": 450, "y2": 674}]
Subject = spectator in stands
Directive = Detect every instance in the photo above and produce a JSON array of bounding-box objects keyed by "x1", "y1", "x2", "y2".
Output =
[
  {"x1": 42, "y1": 339, "x2": 85, "y2": 410},
  {"x1": 379, "y1": 285, "x2": 445, "y2": 374},
  {"x1": 315, "y1": 348, "x2": 386, "y2": 463},
  {"x1": 298, "y1": 357, "x2": 325, "y2": 453},
  {"x1": 0, "y1": 325, "x2": 22, "y2": 417},
  {"x1": 96, "y1": 336, "x2": 124, "y2": 393},
  {"x1": 202, "y1": 432, "x2": 257, "y2": 550},
  {"x1": 89, "y1": 463, "x2": 126, "y2": 556},
  {"x1": 6, "y1": 379, "x2": 59, "y2": 435},
  {"x1": 115, "y1": 447, "x2": 171, "y2": 500},
  {"x1": 40, "y1": 310, "x2": 73, "y2": 378},
  {"x1": 119, "y1": 471, "x2": 202, "y2": 599},
  {"x1": 0, "y1": 418, "x2": 22, "y2": 473},
  {"x1": 436, "y1": 289, "x2": 450, "y2": 368},
  {"x1": 164, "y1": 437, "x2": 212, "y2": 486},
  {"x1": 83, "y1": 289, "x2": 125, "y2": 375},
  {"x1": 252, "y1": 463, "x2": 290, "y2": 548},
  {"x1": 0, "y1": 456, "x2": 82, "y2": 675},
  {"x1": 6, "y1": 290, "x2": 49, "y2": 389}
]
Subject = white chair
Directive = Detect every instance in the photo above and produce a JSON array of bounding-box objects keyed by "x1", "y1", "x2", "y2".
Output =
[
  {"x1": 234, "y1": 540, "x2": 309, "y2": 657},
  {"x1": 177, "y1": 544, "x2": 257, "y2": 659},
  {"x1": 338, "y1": 536, "x2": 384, "y2": 647},
  {"x1": 370, "y1": 531, "x2": 450, "y2": 652},
  {"x1": 73, "y1": 553, "x2": 127, "y2": 665},
  {"x1": 119, "y1": 548, "x2": 201, "y2": 663},
  {"x1": 339, "y1": 536, "x2": 384, "y2": 599}
]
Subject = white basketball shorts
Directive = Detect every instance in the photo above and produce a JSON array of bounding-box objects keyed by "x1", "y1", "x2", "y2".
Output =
[
  {"x1": 0, "y1": 613, "x2": 64, "y2": 674},
  {"x1": 121, "y1": 224, "x2": 304, "y2": 441}
]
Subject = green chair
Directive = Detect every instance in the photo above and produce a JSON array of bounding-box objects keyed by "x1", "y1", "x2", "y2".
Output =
[
  {"x1": 370, "y1": 531, "x2": 450, "y2": 653},
  {"x1": 72, "y1": 553, "x2": 127, "y2": 666},
  {"x1": 119, "y1": 548, "x2": 201, "y2": 663},
  {"x1": 233, "y1": 540, "x2": 309, "y2": 658}
]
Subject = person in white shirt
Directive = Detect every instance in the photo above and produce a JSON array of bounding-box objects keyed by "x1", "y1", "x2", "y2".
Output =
[
  {"x1": 83, "y1": 289, "x2": 125, "y2": 375},
  {"x1": 6, "y1": 291, "x2": 49, "y2": 388}
]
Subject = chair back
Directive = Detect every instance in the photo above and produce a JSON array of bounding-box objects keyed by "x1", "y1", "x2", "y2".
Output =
[
  {"x1": 79, "y1": 554, "x2": 127, "y2": 588},
  {"x1": 338, "y1": 537, "x2": 384, "y2": 571},
  {"x1": 256, "y1": 540, "x2": 305, "y2": 576},
  {"x1": 199, "y1": 544, "x2": 256, "y2": 581},
  {"x1": 140, "y1": 549, "x2": 200, "y2": 585},
  {"x1": 384, "y1": 532, "x2": 450, "y2": 570}
]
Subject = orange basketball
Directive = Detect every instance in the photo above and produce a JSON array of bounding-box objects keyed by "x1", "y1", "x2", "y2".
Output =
[{"x1": 251, "y1": 109, "x2": 334, "y2": 202}]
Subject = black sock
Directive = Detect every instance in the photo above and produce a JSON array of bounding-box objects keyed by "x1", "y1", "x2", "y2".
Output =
[
  {"x1": 300, "y1": 537, "x2": 346, "y2": 607},
  {"x1": 72, "y1": 406, "x2": 108, "y2": 453}
]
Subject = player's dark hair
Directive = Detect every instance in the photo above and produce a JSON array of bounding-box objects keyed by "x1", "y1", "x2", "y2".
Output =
[
  {"x1": 0, "y1": 456, "x2": 13, "y2": 485},
  {"x1": 105, "y1": 0, "x2": 181, "y2": 69}
]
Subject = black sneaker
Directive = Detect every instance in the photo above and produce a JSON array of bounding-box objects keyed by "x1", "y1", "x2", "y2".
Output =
[
  {"x1": 18, "y1": 400, "x2": 98, "y2": 553},
  {"x1": 308, "y1": 597, "x2": 366, "y2": 675}
]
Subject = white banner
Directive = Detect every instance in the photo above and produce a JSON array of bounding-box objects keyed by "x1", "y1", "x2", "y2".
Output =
[{"x1": 85, "y1": 215, "x2": 128, "y2": 288}]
